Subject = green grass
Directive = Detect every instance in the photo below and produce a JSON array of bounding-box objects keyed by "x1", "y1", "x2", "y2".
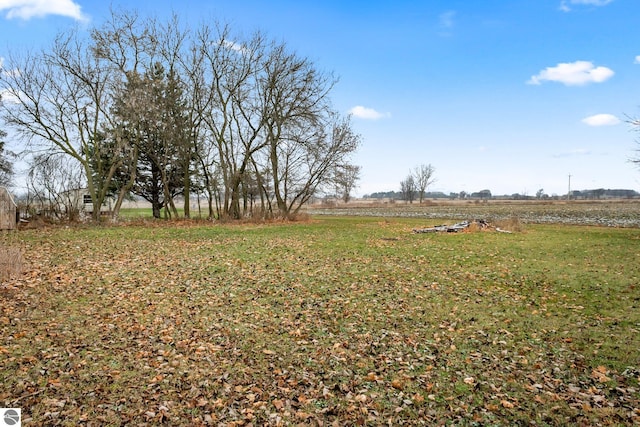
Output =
[
  {"x1": 1, "y1": 216, "x2": 639, "y2": 425},
  {"x1": 117, "y1": 206, "x2": 213, "y2": 220},
  {"x1": 116, "y1": 207, "x2": 155, "y2": 219}
]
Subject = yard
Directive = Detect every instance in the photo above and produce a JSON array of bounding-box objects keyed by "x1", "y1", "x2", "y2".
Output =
[{"x1": 1, "y1": 212, "x2": 639, "y2": 425}]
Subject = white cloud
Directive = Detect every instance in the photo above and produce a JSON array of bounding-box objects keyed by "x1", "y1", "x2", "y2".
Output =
[
  {"x1": 437, "y1": 10, "x2": 456, "y2": 36},
  {"x1": 635, "y1": 55, "x2": 640, "y2": 64},
  {"x1": 348, "y1": 106, "x2": 390, "y2": 120},
  {"x1": 582, "y1": 113, "x2": 620, "y2": 126},
  {"x1": 221, "y1": 40, "x2": 248, "y2": 55},
  {"x1": 0, "y1": 0, "x2": 88, "y2": 21},
  {"x1": 559, "y1": 2, "x2": 571, "y2": 12},
  {"x1": 570, "y1": 0, "x2": 613, "y2": 5},
  {"x1": 0, "y1": 88, "x2": 21, "y2": 104},
  {"x1": 0, "y1": 57, "x2": 20, "y2": 78},
  {"x1": 560, "y1": 0, "x2": 614, "y2": 12},
  {"x1": 527, "y1": 61, "x2": 614, "y2": 86}
]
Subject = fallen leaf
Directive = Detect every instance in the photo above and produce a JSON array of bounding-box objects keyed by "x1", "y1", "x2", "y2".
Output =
[
  {"x1": 391, "y1": 379, "x2": 404, "y2": 390},
  {"x1": 501, "y1": 400, "x2": 515, "y2": 408}
]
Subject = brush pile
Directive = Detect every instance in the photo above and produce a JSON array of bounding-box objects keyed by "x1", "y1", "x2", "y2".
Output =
[{"x1": 413, "y1": 219, "x2": 513, "y2": 234}]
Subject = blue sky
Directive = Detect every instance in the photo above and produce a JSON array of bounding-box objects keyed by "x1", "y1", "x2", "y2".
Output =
[{"x1": 2, "y1": 0, "x2": 640, "y2": 196}]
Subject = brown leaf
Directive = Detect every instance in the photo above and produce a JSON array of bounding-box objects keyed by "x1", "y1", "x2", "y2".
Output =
[
  {"x1": 295, "y1": 411, "x2": 311, "y2": 420},
  {"x1": 365, "y1": 372, "x2": 378, "y2": 381},
  {"x1": 591, "y1": 366, "x2": 611, "y2": 383},
  {"x1": 501, "y1": 400, "x2": 515, "y2": 408},
  {"x1": 391, "y1": 379, "x2": 404, "y2": 390},
  {"x1": 272, "y1": 399, "x2": 284, "y2": 411}
]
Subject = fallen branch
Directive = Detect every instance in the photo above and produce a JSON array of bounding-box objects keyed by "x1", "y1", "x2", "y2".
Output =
[{"x1": 11, "y1": 388, "x2": 46, "y2": 405}]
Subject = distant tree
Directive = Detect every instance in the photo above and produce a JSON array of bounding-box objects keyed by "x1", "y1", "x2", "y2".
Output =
[
  {"x1": 363, "y1": 191, "x2": 400, "y2": 199},
  {"x1": 536, "y1": 188, "x2": 545, "y2": 199},
  {"x1": 400, "y1": 174, "x2": 417, "y2": 203},
  {"x1": 413, "y1": 164, "x2": 436, "y2": 203},
  {"x1": 334, "y1": 164, "x2": 361, "y2": 203},
  {"x1": 472, "y1": 189, "x2": 492, "y2": 200},
  {"x1": 593, "y1": 188, "x2": 606, "y2": 199}
]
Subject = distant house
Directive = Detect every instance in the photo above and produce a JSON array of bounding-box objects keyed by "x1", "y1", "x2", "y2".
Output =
[
  {"x1": 0, "y1": 187, "x2": 17, "y2": 230},
  {"x1": 60, "y1": 188, "x2": 112, "y2": 218}
]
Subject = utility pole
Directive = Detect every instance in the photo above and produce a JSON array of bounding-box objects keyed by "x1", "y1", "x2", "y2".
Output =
[{"x1": 567, "y1": 174, "x2": 572, "y2": 200}]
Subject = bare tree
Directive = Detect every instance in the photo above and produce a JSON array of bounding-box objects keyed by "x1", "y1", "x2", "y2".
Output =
[
  {"x1": 334, "y1": 164, "x2": 361, "y2": 203},
  {"x1": 92, "y1": 10, "x2": 180, "y2": 219},
  {"x1": 27, "y1": 153, "x2": 85, "y2": 220},
  {"x1": 261, "y1": 45, "x2": 360, "y2": 218},
  {"x1": 156, "y1": 14, "x2": 197, "y2": 218},
  {"x1": 196, "y1": 25, "x2": 267, "y2": 219},
  {"x1": 0, "y1": 29, "x2": 123, "y2": 221},
  {"x1": 400, "y1": 174, "x2": 417, "y2": 203},
  {"x1": 413, "y1": 163, "x2": 435, "y2": 203},
  {"x1": 0, "y1": 127, "x2": 13, "y2": 187},
  {"x1": 2, "y1": 10, "x2": 361, "y2": 221},
  {"x1": 630, "y1": 117, "x2": 640, "y2": 168}
]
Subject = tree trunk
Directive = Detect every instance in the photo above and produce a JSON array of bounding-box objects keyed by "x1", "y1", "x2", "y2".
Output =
[
  {"x1": 112, "y1": 148, "x2": 139, "y2": 220},
  {"x1": 183, "y1": 170, "x2": 190, "y2": 218}
]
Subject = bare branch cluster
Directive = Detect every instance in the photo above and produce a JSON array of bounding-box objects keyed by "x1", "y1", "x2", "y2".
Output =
[
  {"x1": 400, "y1": 163, "x2": 436, "y2": 203},
  {"x1": 0, "y1": 9, "x2": 361, "y2": 220}
]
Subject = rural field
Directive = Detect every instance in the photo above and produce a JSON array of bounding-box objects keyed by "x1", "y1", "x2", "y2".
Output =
[{"x1": 1, "y1": 202, "x2": 639, "y2": 425}]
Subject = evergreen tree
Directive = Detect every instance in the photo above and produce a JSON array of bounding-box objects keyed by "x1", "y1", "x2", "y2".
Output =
[{"x1": 113, "y1": 64, "x2": 190, "y2": 218}]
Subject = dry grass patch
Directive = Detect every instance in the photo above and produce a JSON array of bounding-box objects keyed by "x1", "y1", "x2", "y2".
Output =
[
  {"x1": 0, "y1": 246, "x2": 23, "y2": 281},
  {"x1": 495, "y1": 216, "x2": 525, "y2": 232}
]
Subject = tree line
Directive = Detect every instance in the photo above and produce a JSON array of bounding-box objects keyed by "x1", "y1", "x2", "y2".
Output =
[{"x1": 0, "y1": 10, "x2": 361, "y2": 220}]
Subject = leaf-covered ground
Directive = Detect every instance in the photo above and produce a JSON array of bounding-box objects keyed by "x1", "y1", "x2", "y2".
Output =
[{"x1": 1, "y1": 217, "x2": 639, "y2": 426}]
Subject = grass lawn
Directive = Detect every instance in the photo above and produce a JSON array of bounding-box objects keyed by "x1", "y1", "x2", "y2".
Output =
[{"x1": 1, "y1": 216, "x2": 639, "y2": 425}]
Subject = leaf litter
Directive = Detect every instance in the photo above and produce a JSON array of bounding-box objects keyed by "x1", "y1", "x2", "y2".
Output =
[{"x1": 0, "y1": 219, "x2": 639, "y2": 425}]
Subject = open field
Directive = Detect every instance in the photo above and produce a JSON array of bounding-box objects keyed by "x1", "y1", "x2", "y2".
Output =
[
  {"x1": 305, "y1": 199, "x2": 640, "y2": 228},
  {"x1": 1, "y1": 215, "x2": 639, "y2": 425}
]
